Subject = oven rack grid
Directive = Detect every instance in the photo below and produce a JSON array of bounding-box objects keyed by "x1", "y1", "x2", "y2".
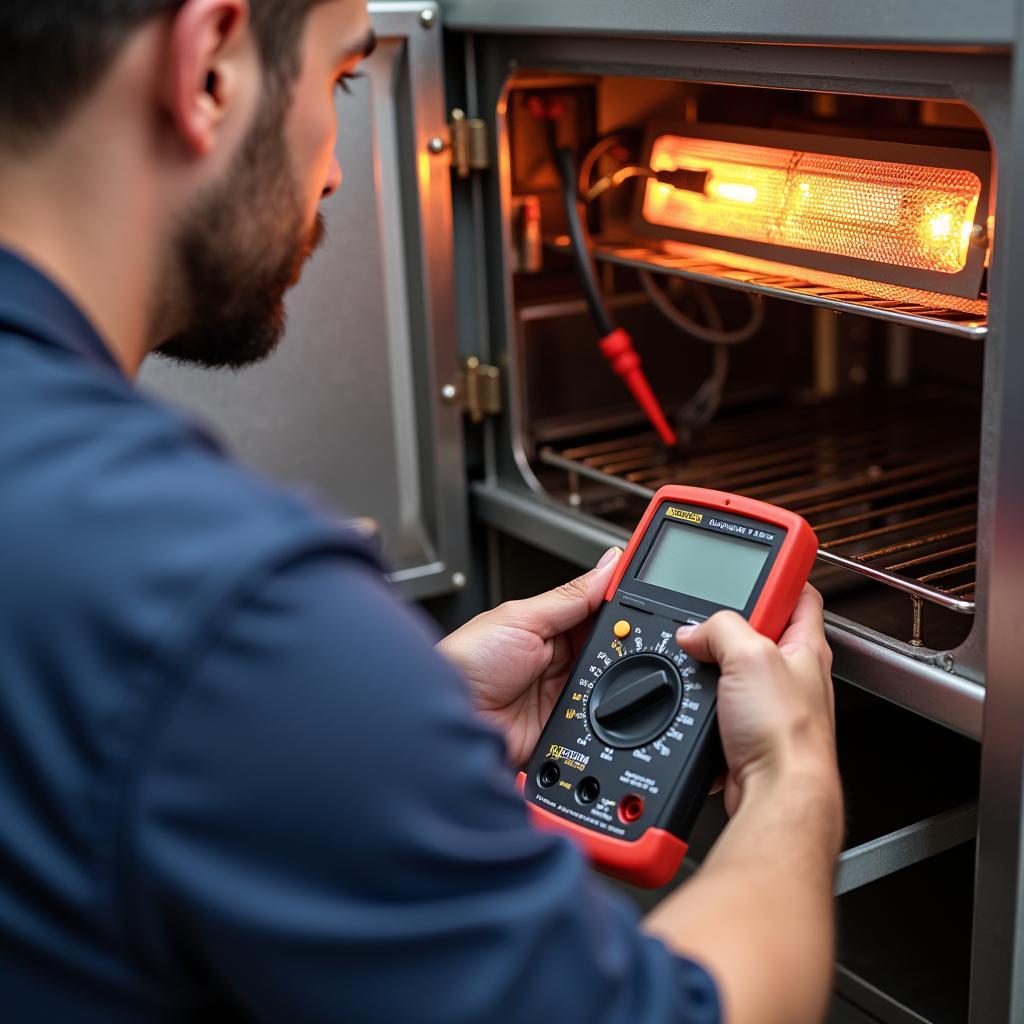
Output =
[
  {"x1": 579, "y1": 240, "x2": 988, "y2": 340},
  {"x1": 537, "y1": 393, "x2": 979, "y2": 640}
]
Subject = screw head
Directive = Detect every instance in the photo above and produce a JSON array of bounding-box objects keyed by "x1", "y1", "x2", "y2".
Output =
[
  {"x1": 419, "y1": 8, "x2": 436, "y2": 27},
  {"x1": 451, "y1": 571, "x2": 467, "y2": 590},
  {"x1": 427, "y1": 136, "x2": 447, "y2": 155},
  {"x1": 441, "y1": 383, "x2": 458, "y2": 403}
]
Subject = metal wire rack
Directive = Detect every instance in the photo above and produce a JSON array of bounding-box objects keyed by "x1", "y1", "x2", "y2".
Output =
[
  {"x1": 538, "y1": 391, "x2": 980, "y2": 644},
  {"x1": 585, "y1": 240, "x2": 988, "y2": 340}
]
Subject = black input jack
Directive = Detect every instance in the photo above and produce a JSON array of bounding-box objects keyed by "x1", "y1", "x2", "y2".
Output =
[
  {"x1": 537, "y1": 760, "x2": 561, "y2": 788},
  {"x1": 576, "y1": 776, "x2": 601, "y2": 805}
]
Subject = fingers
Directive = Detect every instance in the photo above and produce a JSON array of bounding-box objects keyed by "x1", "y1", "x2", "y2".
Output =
[
  {"x1": 503, "y1": 547, "x2": 623, "y2": 639},
  {"x1": 778, "y1": 585, "x2": 824, "y2": 643},
  {"x1": 675, "y1": 610, "x2": 776, "y2": 671},
  {"x1": 675, "y1": 585, "x2": 831, "y2": 678},
  {"x1": 777, "y1": 586, "x2": 832, "y2": 677}
]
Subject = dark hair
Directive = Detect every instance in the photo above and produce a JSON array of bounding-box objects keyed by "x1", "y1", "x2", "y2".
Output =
[{"x1": 0, "y1": 1, "x2": 321, "y2": 150}]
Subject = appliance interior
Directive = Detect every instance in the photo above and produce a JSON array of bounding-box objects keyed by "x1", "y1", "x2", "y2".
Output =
[{"x1": 503, "y1": 74, "x2": 990, "y2": 656}]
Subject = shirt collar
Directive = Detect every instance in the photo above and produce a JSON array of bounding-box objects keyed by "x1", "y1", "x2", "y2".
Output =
[{"x1": 0, "y1": 246, "x2": 122, "y2": 374}]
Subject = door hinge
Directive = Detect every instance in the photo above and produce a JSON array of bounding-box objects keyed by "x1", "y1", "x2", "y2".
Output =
[
  {"x1": 449, "y1": 109, "x2": 489, "y2": 177},
  {"x1": 442, "y1": 357, "x2": 502, "y2": 422}
]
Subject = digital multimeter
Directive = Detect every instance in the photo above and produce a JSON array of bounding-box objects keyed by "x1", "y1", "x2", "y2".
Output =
[{"x1": 520, "y1": 485, "x2": 818, "y2": 888}]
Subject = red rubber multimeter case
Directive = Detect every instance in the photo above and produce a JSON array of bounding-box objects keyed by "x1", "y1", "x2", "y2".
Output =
[{"x1": 519, "y1": 485, "x2": 819, "y2": 887}]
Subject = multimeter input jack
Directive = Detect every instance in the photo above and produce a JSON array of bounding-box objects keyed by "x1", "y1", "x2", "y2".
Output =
[
  {"x1": 619, "y1": 794, "x2": 645, "y2": 824},
  {"x1": 575, "y1": 777, "x2": 601, "y2": 805},
  {"x1": 537, "y1": 761, "x2": 561, "y2": 788}
]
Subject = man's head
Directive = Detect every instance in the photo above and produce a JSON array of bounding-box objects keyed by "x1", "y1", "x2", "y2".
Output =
[{"x1": 0, "y1": 1, "x2": 375, "y2": 370}]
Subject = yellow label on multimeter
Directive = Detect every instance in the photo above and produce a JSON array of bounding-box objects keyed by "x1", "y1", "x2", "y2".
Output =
[{"x1": 665, "y1": 507, "x2": 703, "y2": 524}]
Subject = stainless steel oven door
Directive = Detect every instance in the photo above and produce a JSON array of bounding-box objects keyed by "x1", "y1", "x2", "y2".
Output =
[{"x1": 140, "y1": 1, "x2": 467, "y2": 600}]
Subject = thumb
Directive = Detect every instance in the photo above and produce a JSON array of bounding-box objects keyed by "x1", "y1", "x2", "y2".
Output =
[
  {"x1": 514, "y1": 546, "x2": 623, "y2": 639},
  {"x1": 675, "y1": 611, "x2": 774, "y2": 671}
]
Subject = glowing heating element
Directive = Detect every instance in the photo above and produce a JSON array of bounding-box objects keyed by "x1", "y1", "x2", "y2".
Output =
[{"x1": 643, "y1": 135, "x2": 982, "y2": 274}]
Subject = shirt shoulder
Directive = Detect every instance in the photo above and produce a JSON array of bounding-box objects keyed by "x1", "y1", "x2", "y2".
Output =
[
  {"x1": 0, "y1": 333, "x2": 385, "y2": 1016},
  {"x1": 0, "y1": 335, "x2": 378, "y2": 669},
  {"x1": 0, "y1": 333, "x2": 378, "y2": 886}
]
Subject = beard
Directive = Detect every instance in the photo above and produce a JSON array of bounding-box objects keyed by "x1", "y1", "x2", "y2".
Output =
[{"x1": 155, "y1": 91, "x2": 325, "y2": 370}]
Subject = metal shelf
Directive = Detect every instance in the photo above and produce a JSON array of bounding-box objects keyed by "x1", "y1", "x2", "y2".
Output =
[
  {"x1": 537, "y1": 391, "x2": 980, "y2": 635},
  {"x1": 835, "y1": 802, "x2": 977, "y2": 896},
  {"x1": 583, "y1": 240, "x2": 988, "y2": 340}
]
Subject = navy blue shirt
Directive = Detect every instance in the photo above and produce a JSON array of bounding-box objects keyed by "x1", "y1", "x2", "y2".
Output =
[{"x1": 0, "y1": 248, "x2": 720, "y2": 1023}]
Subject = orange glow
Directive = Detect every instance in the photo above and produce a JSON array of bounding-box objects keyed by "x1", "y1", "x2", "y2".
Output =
[
  {"x1": 656, "y1": 239, "x2": 988, "y2": 317},
  {"x1": 643, "y1": 135, "x2": 982, "y2": 274},
  {"x1": 710, "y1": 181, "x2": 758, "y2": 204}
]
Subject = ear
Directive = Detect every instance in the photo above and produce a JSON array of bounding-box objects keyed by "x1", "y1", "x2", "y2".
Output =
[{"x1": 163, "y1": 0, "x2": 253, "y2": 157}]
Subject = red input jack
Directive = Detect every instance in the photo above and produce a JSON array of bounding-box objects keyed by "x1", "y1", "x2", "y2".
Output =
[{"x1": 618, "y1": 793, "x2": 645, "y2": 824}]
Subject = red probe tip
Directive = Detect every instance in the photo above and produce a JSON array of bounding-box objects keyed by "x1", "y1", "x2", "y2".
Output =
[{"x1": 598, "y1": 329, "x2": 677, "y2": 447}]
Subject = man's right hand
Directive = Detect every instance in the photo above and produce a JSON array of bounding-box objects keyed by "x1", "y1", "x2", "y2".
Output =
[
  {"x1": 675, "y1": 585, "x2": 839, "y2": 821},
  {"x1": 643, "y1": 585, "x2": 843, "y2": 1024}
]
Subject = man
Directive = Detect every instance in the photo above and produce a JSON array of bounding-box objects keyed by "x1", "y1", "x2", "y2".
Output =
[{"x1": 0, "y1": 1, "x2": 843, "y2": 1022}]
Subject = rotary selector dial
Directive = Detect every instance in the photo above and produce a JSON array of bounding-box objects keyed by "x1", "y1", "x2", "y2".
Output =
[{"x1": 589, "y1": 652, "x2": 683, "y2": 749}]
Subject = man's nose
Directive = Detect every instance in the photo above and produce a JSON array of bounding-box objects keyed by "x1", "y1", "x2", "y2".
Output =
[{"x1": 322, "y1": 156, "x2": 343, "y2": 199}]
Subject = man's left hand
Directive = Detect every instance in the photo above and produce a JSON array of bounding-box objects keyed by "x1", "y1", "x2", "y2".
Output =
[{"x1": 436, "y1": 547, "x2": 623, "y2": 765}]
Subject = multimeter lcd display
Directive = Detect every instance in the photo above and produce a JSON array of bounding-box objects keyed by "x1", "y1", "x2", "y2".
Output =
[{"x1": 637, "y1": 521, "x2": 771, "y2": 609}]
